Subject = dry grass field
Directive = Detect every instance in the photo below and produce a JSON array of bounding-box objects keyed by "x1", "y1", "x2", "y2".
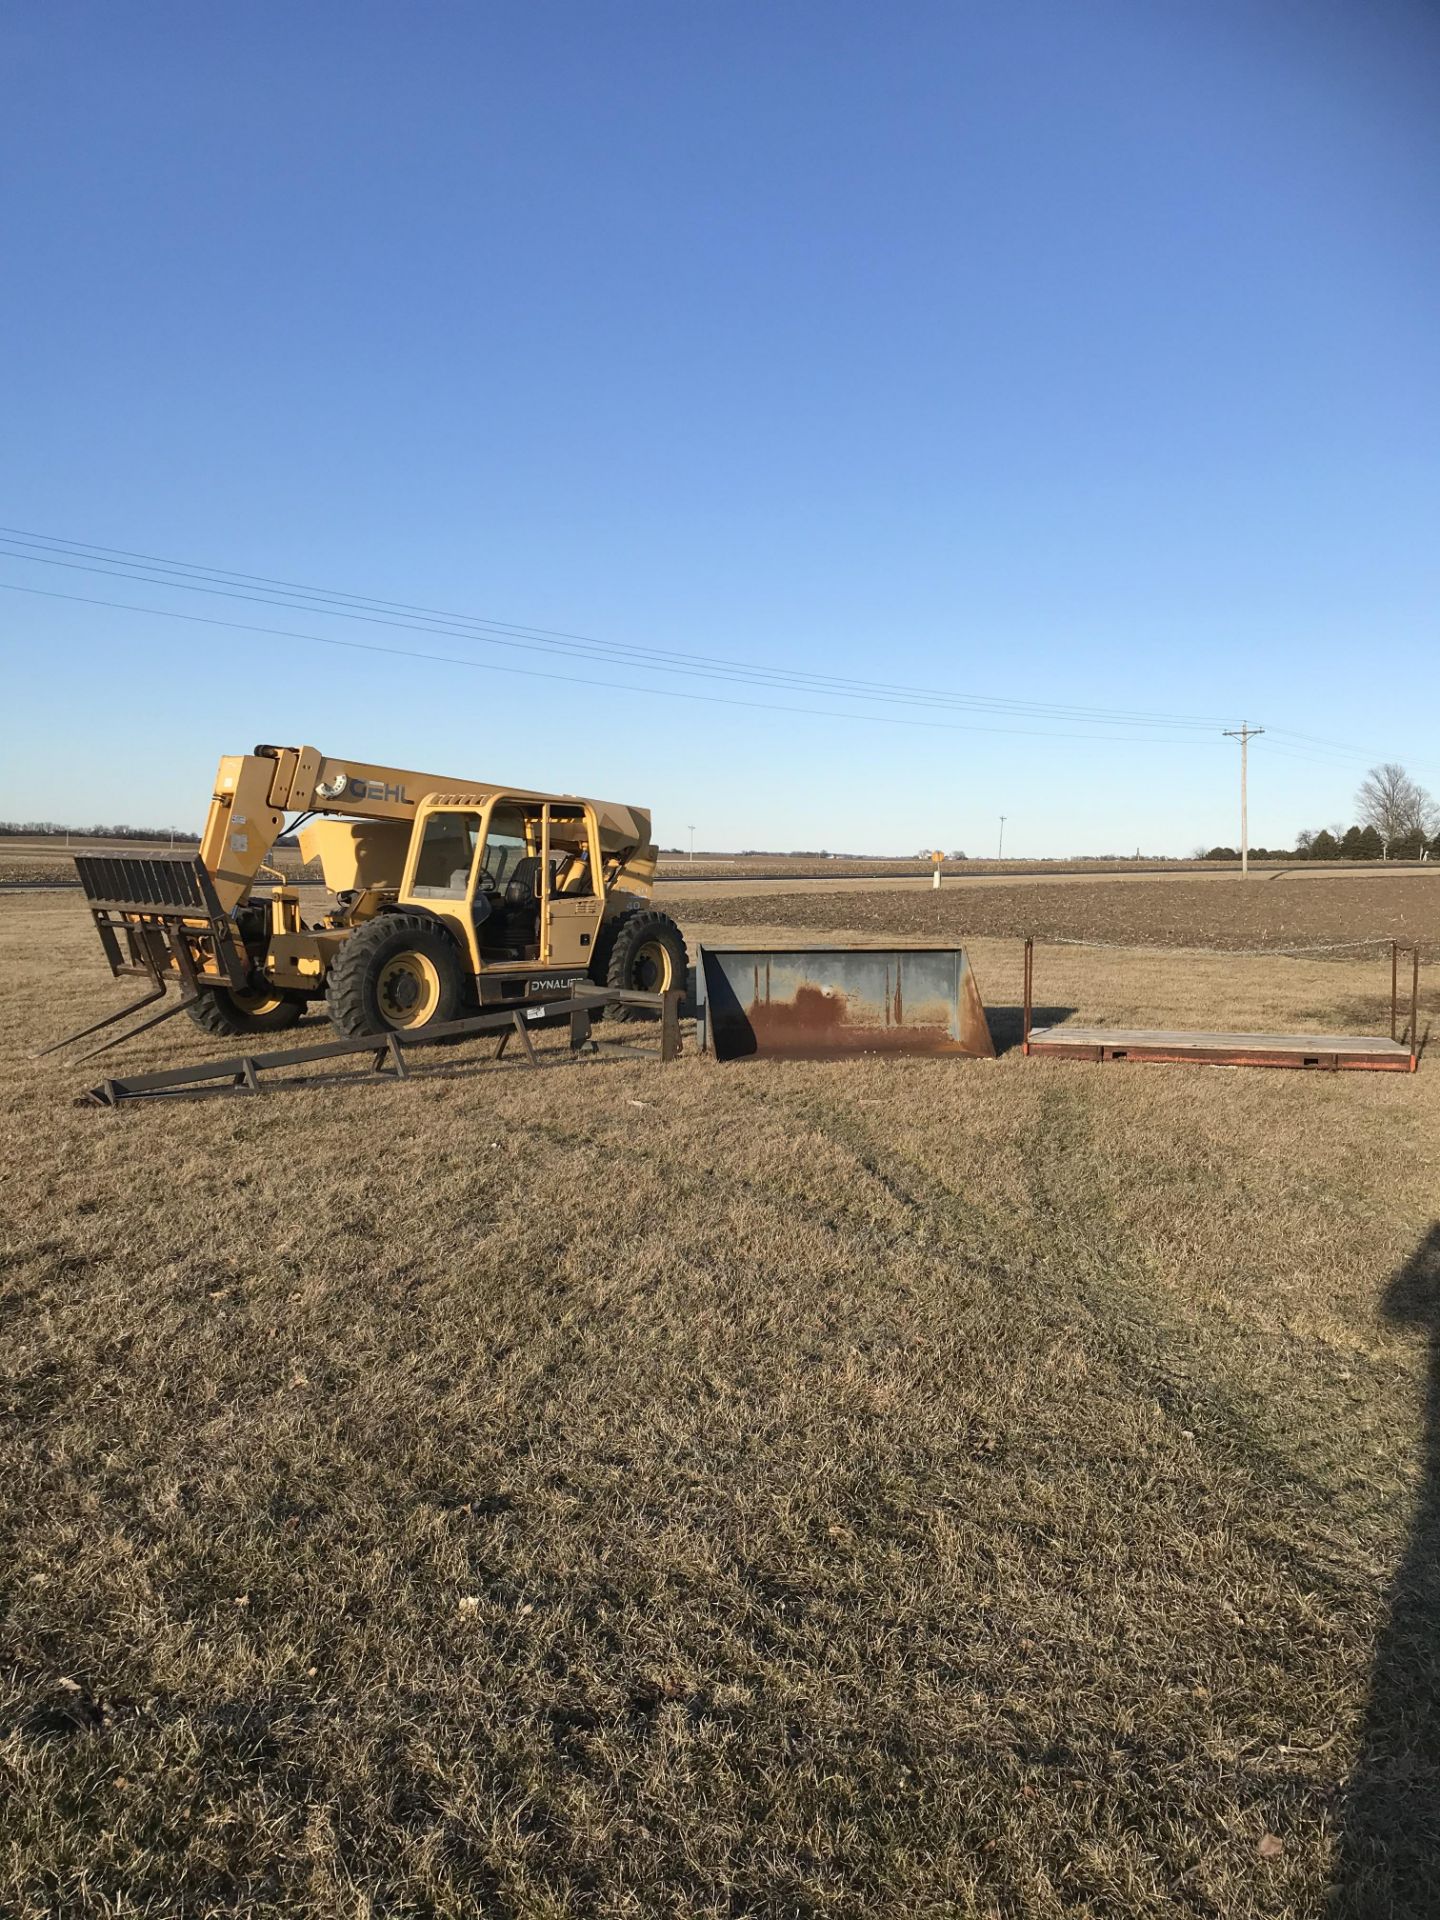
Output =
[
  {"x1": 0, "y1": 843, "x2": 1055, "y2": 891},
  {"x1": 0, "y1": 841, "x2": 319, "y2": 890},
  {"x1": 3, "y1": 881, "x2": 1439, "y2": 1917},
  {"x1": 8, "y1": 836, "x2": 1429, "y2": 903},
  {"x1": 653, "y1": 856, "x2": 1221, "y2": 882},
  {"x1": 0, "y1": 852, "x2": 1202, "y2": 896},
  {"x1": 0, "y1": 837, "x2": 1290, "y2": 891}
]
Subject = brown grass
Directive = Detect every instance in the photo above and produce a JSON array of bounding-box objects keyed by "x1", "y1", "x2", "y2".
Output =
[{"x1": 2, "y1": 894, "x2": 1438, "y2": 1915}]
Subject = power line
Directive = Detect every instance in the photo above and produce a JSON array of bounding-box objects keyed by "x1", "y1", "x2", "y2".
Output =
[
  {"x1": 0, "y1": 525, "x2": 1244, "y2": 733},
  {"x1": 0, "y1": 538, "x2": 1239, "y2": 732},
  {"x1": 0, "y1": 538, "x2": 1235, "y2": 729},
  {"x1": 1272, "y1": 726, "x2": 1407, "y2": 761},
  {"x1": 1, "y1": 526, "x2": 1428, "y2": 778},
  {"x1": 0, "y1": 578, "x2": 1232, "y2": 746},
  {"x1": 0, "y1": 524, "x2": 1246, "y2": 727}
]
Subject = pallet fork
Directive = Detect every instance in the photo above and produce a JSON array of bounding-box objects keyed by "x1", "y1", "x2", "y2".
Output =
[{"x1": 37, "y1": 851, "x2": 244, "y2": 1062}]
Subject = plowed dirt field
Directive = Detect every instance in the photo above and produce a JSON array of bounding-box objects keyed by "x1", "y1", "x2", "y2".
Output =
[{"x1": 677, "y1": 869, "x2": 1440, "y2": 959}]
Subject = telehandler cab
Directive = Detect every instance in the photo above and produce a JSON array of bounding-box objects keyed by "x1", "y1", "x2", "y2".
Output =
[{"x1": 65, "y1": 743, "x2": 687, "y2": 1047}]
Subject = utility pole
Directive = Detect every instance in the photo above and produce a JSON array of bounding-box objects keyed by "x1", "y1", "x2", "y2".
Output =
[
  {"x1": 997, "y1": 815, "x2": 1007, "y2": 859},
  {"x1": 687, "y1": 824, "x2": 696, "y2": 863},
  {"x1": 1222, "y1": 723, "x2": 1264, "y2": 876}
]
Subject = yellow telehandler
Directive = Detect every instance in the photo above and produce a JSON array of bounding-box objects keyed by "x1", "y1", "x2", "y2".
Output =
[{"x1": 65, "y1": 743, "x2": 687, "y2": 1046}]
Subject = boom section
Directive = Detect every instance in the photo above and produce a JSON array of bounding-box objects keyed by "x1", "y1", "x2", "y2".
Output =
[{"x1": 199, "y1": 745, "x2": 481, "y2": 913}]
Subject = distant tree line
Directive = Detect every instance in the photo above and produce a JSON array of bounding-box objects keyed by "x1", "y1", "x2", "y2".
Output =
[
  {"x1": 1199, "y1": 826, "x2": 1439, "y2": 862},
  {"x1": 1202, "y1": 762, "x2": 1440, "y2": 863},
  {"x1": 0, "y1": 821, "x2": 200, "y2": 841}
]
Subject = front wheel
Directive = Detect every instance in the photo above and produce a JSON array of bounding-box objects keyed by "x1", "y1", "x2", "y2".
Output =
[
  {"x1": 326, "y1": 912, "x2": 466, "y2": 1039},
  {"x1": 186, "y1": 984, "x2": 307, "y2": 1038},
  {"x1": 593, "y1": 909, "x2": 688, "y2": 1022}
]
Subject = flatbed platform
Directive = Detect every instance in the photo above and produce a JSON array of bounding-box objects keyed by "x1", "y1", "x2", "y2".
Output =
[{"x1": 1025, "y1": 1026, "x2": 1416, "y2": 1072}]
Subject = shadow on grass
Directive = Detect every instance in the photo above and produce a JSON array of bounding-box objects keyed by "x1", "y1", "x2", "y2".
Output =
[
  {"x1": 1332, "y1": 1222, "x2": 1440, "y2": 1916},
  {"x1": 985, "y1": 1004, "x2": 1076, "y2": 1057}
]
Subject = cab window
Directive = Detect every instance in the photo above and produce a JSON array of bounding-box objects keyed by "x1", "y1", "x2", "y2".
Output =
[
  {"x1": 478, "y1": 804, "x2": 531, "y2": 891},
  {"x1": 410, "y1": 810, "x2": 481, "y2": 898},
  {"x1": 549, "y1": 807, "x2": 595, "y2": 895}
]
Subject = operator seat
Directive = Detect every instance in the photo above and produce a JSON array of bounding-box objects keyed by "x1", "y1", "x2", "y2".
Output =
[
  {"x1": 483, "y1": 855, "x2": 543, "y2": 956},
  {"x1": 503, "y1": 855, "x2": 543, "y2": 906}
]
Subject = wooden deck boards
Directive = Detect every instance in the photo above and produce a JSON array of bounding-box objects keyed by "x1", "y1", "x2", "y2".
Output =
[{"x1": 1026, "y1": 1025, "x2": 1415, "y2": 1072}]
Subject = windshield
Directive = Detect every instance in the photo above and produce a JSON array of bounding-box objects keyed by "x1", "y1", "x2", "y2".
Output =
[{"x1": 409, "y1": 810, "x2": 481, "y2": 898}]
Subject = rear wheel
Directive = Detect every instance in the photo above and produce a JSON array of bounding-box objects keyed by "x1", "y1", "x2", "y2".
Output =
[
  {"x1": 326, "y1": 912, "x2": 465, "y2": 1039},
  {"x1": 592, "y1": 909, "x2": 688, "y2": 1021},
  {"x1": 186, "y1": 984, "x2": 307, "y2": 1038}
]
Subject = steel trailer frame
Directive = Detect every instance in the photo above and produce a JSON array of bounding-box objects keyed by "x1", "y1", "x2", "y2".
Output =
[
  {"x1": 80, "y1": 985, "x2": 684, "y2": 1108},
  {"x1": 1021, "y1": 937, "x2": 1421, "y2": 1073}
]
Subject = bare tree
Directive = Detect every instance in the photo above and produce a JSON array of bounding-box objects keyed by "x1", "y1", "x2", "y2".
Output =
[{"x1": 1356, "y1": 764, "x2": 1439, "y2": 857}]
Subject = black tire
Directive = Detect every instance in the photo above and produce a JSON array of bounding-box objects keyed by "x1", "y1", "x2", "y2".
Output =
[
  {"x1": 591, "y1": 908, "x2": 688, "y2": 1021},
  {"x1": 186, "y1": 984, "x2": 307, "y2": 1037},
  {"x1": 326, "y1": 912, "x2": 466, "y2": 1039}
]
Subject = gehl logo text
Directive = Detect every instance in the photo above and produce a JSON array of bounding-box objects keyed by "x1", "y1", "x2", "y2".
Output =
[{"x1": 347, "y1": 778, "x2": 408, "y2": 804}]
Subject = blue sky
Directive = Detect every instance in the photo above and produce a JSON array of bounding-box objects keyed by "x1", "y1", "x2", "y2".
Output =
[{"x1": 2, "y1": 1, "x2": 1437, "y2": 853}]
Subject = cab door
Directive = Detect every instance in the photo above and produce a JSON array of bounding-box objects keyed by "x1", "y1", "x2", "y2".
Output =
[
  {"x1": 541, "y1": 803, "x2": 603, "y2": 969},
  {"x1": 397, "y1": 803, "x2": 486, "y2": 971}
]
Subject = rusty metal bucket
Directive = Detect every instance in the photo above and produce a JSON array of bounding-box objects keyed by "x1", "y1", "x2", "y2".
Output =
[{"x1": 696, "y1": 946, "x2": 995, "y2": 1062}]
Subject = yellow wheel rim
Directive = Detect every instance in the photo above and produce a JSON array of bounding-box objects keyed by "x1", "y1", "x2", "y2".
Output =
[
  {"x1": 376, "y1": 951, "x2": 442, "y2": 1028},
  {"x1": 633, "y1": 938, "x2": 674, "y2": 993},
  {"x1": 232, "y1": 987, "x2": 286, "y2": 1016}
]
